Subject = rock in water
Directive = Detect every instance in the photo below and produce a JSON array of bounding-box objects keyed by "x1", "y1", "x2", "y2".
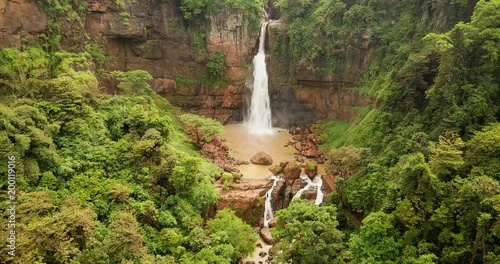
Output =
[
  {"x1": 283, "y1": 162, "x2": 301, "y2": 182},
  {"x1": 251, "y1": 151, "x2": 273, "y2": 165},
  {"x1": 304, "y1": 161, "x2": 318, "y2": 179},
  {"x1": 268, "y1": 165, "x2": 283, "y2": 175},
  {"x1": 260, "y1": 227, "x2": 274, "y2": 245}
]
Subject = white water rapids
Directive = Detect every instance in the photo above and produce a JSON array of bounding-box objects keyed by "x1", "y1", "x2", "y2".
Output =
[
  {"x1": 246, "y1": 22, "x2": 273, "y2": 135},
  {"x1": 263, "y1": 175, "x2": 280, "y2": 227},
  {"x1": 292, "y1": 175, "x2": 324, "y2": 205}
]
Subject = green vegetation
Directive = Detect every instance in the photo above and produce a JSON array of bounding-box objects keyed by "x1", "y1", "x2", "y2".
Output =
[
  {"x1": 180, "y1": 0, "x2": 264, "y2": 29},
  {"x1": 221, "y1": 172, "x2": 233, "y2": 190},
  {"x1": 272, "y1": 200, "x2": 348, "y2": 263},
  {"x1": 273, "y1": 0, "x2": 500, "y2": 263},
  {"x1": 206, "y1": 50, "x2": 225, "y2": 82},
  {"x1": 179, "y1": 113, "x2": 224, "y2": 146},
  {"x1": 0, "y1": 47, "x2": 255, "y2": 263}
]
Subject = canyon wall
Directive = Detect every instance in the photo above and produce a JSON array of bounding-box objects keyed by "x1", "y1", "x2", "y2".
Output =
[
  {"x1": 83, "y1": 0, "x2": 257, "y2": 123},
  {"x1": 0, "y1": 0, "x2": 256, "y2": 123},
  {"x1": 266, "y1": 21, "x2": 371, "y2": 127},
  {"x1": 0, "y1": 0, "x2": 369, "y2": 125}
]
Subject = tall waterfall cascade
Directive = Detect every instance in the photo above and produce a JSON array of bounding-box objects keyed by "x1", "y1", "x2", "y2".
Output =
[
  {"x1": 246, "y1": 22, "x2": 273, "y2": 135},
  {"x1": 263, "y1": 176, "x2": 280, "y2": 227}
]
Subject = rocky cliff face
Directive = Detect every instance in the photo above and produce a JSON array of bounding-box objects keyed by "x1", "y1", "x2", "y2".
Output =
[
  {"x1": 0, "y1": 0, "x2": 369, "y2": 125},
  {"x1": 266, "y1": 20, "x2": 371, "y2": 126},
  {"x1": 84, "y1": 0, "x2": 257, "y2": 123},
  {"x1": 0, "y1": 0, "x2": 47, "y2": 48},
  {"x1": 0, "y1": 0, "x2": 257, "y2": 123}
]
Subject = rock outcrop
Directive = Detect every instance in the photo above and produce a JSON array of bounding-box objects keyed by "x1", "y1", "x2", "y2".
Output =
[
  {"x1": 0, "y1": 0, "x2": 258, "y2": 124},
  {"x1": 200, "y1": 136, "x2": 238, "y2": 173},
  {"x1": 215, "y1": 179, "x2": 270, "y2": 225},
  {"x1": 0, "y1": 0, "x2": 47, "y2": 49},
  {"x1": 290, "y1": 125, "x2": 327, "y2": 164},
  {"x1": 259, "y1": 228, "x2": 274, "y2": 245},
  {"x1": 251, "y1": 151, "x2": 273, "y2": 165},
  {"x1": 265, "y1": 20, "x2": 370, "y2": 127},
  {"x1": 283, "y1": 162, "x2": 301, "y2": 183}
]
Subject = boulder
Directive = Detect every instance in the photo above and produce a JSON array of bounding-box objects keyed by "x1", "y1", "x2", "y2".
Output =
[
  {"x1": 260, "y1": 228, "x2": 274, "y2": 245},
  {"x1": 251, "y1": 151, "x2": 273, "y2": 165},
  {"x1": 268, "y1": 217, "x2": 278, "y2": 228},
  {"x1": 271, "y1": 180, "x2": 286, "y2": 205},
  {"x1": 302, "y1": 189, "x2": 317, "y2": 201},
  {"x1": 291, "y1": 179, "x2": 303, "y2": 198},
  {"x1": 283, "y1": 162, "x2": 301, "y2": 182},
  {"x1": 304, "y1": 161, "x2": 318, "y2": 179},
  {"x1": 294, "y1": 142, "x2": 303, "y2": 151},
  {"x1": 268, "y1": 165, "x2": 283, "y2": 175},
  {"x1": 304, "y1": 148, "x2": 320, "y2": 158},
  {"x1": 279, "y1": 161, "x2": 289, "y2": 168}
]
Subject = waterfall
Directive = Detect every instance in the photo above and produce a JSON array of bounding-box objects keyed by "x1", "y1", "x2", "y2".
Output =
[
  {"x1": 292, "y1": 175, "x2": 324, "y2": 205},
  {"x1": 246, "y1": 22, "x2": 273, "y2": 135},
  {"x1": 264, "y1": 176, "x2": 280, "y2": 227}
]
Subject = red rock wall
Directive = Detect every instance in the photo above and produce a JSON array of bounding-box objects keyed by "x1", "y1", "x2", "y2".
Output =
[
  {"x1": 0, "y1": 0, "x2": 47, "y2": 48},
  {"x1": 0, "y1": 0, "x2": 370, "y2": 125},
  {"x1": 266, "y1": 20, "x2": 372, "y2": 125},
  {"x1": 0, "y1": 0, "x2": 257, "y2": 123}
]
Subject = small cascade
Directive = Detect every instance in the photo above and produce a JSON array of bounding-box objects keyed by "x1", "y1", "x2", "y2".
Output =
[
  {"x1": 246, "y1": 22, "x2": 273, "y2": 135},
  {"x1": 264, "y1": 175, "x2": 280, "y2": 227},
  {"x1": 292, "y1": 175, "x2": 324, "y2": 205}
]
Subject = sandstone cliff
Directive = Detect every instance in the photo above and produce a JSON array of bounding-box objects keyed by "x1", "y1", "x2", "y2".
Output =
[
  {"x1": 0, "y1": 0, "x2": 369, "y2": 125},
  {"x1": 0, "y1": 0, "x2": 259, "y2": 123}
]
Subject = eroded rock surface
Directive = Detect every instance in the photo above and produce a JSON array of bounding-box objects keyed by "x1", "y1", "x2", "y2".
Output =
[
  {"x1": 0, "y1": 0, "x2": 47, "y2": 48},
  {"x1": 215, "y1": 179, "x2": 270, "y2": 224}
]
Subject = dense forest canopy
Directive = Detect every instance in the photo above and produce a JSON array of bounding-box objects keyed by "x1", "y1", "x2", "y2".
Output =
[
  {"x1": 272, "y1": 0, "x2": 500, "y2": 263},
  {"x1": 0, "y1": 47, "x2": 255, "y2": 263},
  {"x1": 0, "y1": 0, "x2": 499, "y2": 263}
]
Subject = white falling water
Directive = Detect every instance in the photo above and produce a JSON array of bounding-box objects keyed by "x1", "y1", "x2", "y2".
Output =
[
  {"x1": 292, "y1": 175, "x2": 324, "y2": 205},
  {"x1": 264, "y1": 176, "x2": 280, "y2": 227},
  {"x1": 246, "y1": 22, "x2": 273, "y2": 135}
]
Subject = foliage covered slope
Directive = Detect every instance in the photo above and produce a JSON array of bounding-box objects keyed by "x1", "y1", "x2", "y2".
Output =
[
  {"x1": 0, "y1": 47, "x2": 256, "y2": 264},
  {"x1": 272, "y1": 0, "x2": 500, "y2": 263}
]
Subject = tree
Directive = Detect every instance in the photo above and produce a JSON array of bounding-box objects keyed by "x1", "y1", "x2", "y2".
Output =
[
  {"x1": 272, "y1": 200, "x2": 347, "y2": 263},
  {"x1": 110, "y1": 70, "x2": 153, "y2": 94},
  {"x1": 178, "y1": 114, "x2": 223, "y2": 146},
  {"x1": 465, "y1": 123, "x2": 500, "y2": 179},
  {"x1": 429, "y1": 131, "x2": 465, "y2": 179},
  {"x1": 326, "y1": 146, "x2": 370, "y2": 178},
  {"x1": 206, "y1": 209, "x2": 256, "y2": 261},
  {"x1": 169, "y1": 156, "x2": 202, "y2": 194},
  {"x1": 349, "y1": 212, "x2": 402, "y2": 263}
]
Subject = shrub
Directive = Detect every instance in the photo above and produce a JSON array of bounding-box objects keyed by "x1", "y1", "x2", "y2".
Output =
[{"x1": 221, "y1": 172, "x2": 233, "y2": 190}]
